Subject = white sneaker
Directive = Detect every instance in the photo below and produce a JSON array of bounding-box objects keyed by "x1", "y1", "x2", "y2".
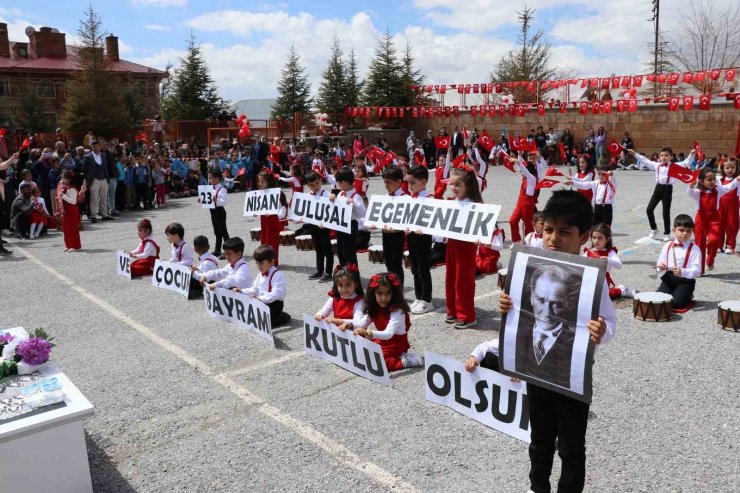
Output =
[
  {"x1": 649, "y1": 229, "x2": 659, "y2": 239},
  {"x1": 410, "y1": 299, "x2": 421, "y2": 311},
  {"x1": 724, "y1": 248, "x2": 735, "y2": 254},
  {"x1": 412, "y1": 301, "x2": 435, "y2": 314},
  {"x1": 662, "y1": 235, "x2": 671, "y2": 242},
  {"x1": 401, "y1": 352, "x2": 424, "y2": 368},
  {"x1": 620, "y1": 286, "x2": 635, "y2": 298}
]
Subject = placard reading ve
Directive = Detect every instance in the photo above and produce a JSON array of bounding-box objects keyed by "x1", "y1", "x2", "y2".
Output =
[
  {"x1": 364, "y1": 195, "x2": 502, "y2": 243},
  {"x1": 424, "y1": 352, "x2": 531, "y2": 443},
  {"x1": 198, "y1": 185, "x2": 216, "y2": 209},
  {"x1": 116, "y1": 250, "x2": 132, "y2": 279},
  {"x1": 203, "y1": 287, "x2": 274, "y2": 345},
  {"x1": 243, "y1": 188, "x2": 281, "y2": 217},
  {"x1": 288, "y1": 192, "x2": 352, "y2": 234},
  {"x1": 151, "y1": 260, "x2": 191, "y2": 298},
  {"x1": 303, "y1": 315, "x2": 391, "y2": 386}
]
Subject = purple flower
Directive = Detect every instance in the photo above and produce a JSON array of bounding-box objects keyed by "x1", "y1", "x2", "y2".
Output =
[
  {"x1": 16, "y1": 337, "x2": 52, "y2": 366},
  {"x1": 0, "y1": 334, "x2": 15, "y2": 345}
]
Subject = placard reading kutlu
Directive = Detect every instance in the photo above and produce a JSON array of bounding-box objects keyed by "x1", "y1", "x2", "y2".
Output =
[{"x1": 363, "y1": 195, "x2": 501, "y2": 243}]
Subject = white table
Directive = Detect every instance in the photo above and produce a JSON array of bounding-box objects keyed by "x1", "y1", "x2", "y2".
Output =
[{"x1": 0, "y1": 362, "x2": 95, "y2": 493}]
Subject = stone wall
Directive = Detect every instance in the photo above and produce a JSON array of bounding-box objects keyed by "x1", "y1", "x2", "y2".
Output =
[{"x1": 407, "y1": 101, "x2": 740, "y2": 157}]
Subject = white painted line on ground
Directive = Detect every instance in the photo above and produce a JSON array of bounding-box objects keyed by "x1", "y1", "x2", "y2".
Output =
[
  {"x1": 218, "y1": 351, "x2": 305, "y2": 378},
  {"x1": 14, "y1": 245, "x2": 419, "y2": 493}
]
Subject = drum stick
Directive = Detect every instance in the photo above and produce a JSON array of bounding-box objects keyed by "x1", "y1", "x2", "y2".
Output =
[{"x1": 672, "y1": 247, "x2": 678, "y2": 269}]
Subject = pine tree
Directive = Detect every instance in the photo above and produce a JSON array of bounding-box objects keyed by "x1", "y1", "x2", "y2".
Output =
[
  {"x1": 362, "y1": 32, "x2": 403, "y2": 107},
  {"x1": 271, "y1": 46, "x2": 313, "y2": 120},
  {"x1": 162, "y1": 33, "x2": 225, "y2": 121},
  {"x1": 316, "y1": 37, "x2": 346, "y2": 114},
  {"x1": 343, "y1": 48, "x2": 361, "y2": 108},
  {"x1": 492, "y1": 7, "x2": 558, "y2": 103},
  {"x1": 16, "y1": 92, "x2": 52, "y2": 133},
  {"x1": 60, "y1": 6, "x2": 131, "y2": 135},
  {"x1": 400, "y1": 43, "x2": 424, "y2": 106}
]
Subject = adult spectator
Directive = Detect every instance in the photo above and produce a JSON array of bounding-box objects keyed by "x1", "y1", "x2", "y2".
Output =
[
  {"x1": 152, "y1": 115, "x2": 165, "y2": 145},
  {"x1": 406, "y1": 131, "x2": 416, "y2": 160},
  {"x1": 451, "y1": 126, "x2": 464, "y2": 157},
  {"x1": 560, "y1": 128, "x2": 574, "y2": 154},
  {"x1": 422, "y1": 130, "x2": 436, "y2": 169},
  {"x1": 620, "y1": 132, "x2": 634, "y2": 150},
  {"x1": 594, "y1": 126, "x2": 606, "y2": 161},
  {"x1": 11, "y1": 183, "x2": 33, "y2": 239},
  {"x1": 251, "y1": 135, "x2": 269, "y2": 180},
  {"x1": 535, "y1": 126, "x2": 547, "y2": 152},
  {"x1": 104, "y1": 141, "x2": 120, "y2": 217},
  {"x1": 52, "y1": 140, "x2": 67, "y2": 160},
  {"x1": 83, "y1": 140, "x2": 112, "y2": 223},
  {"x1": 32, "y1": 148, "x2": 54, "y2": 211}
]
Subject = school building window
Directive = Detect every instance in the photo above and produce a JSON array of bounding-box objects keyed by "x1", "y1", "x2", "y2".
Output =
[
  {"x1": 0, "y1": 78, "x2": 10, "y2": 97},
  {"x1": 37, "y1": 80, "x2": 56, "y2": 98}
]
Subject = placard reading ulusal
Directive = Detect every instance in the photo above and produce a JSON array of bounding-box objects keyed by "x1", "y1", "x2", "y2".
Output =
[
  {"x1": 288, "y1": 192, "x2": 352, "y2": 234},
  {"x1": 204, "y1": 287, "x2": 274, "y2": 345},
  {"x1": 243, "y1": 188, "x2": 281, "y2": 217},
  {"x1": 116, "y1": 250, "x2": 132, "y2": 279},
  {"x1": 151, "y1": 260, "x2": 191, "y2": 298},
  {"x1": 303, "y1": 315, "x2": 391, "y2": 386},
  {"x1": 424, "y1": 352, "x2": 531, "y2": 443},
  {"x1": 364, "y1": 195, "x2": 501, "y2": 243}
]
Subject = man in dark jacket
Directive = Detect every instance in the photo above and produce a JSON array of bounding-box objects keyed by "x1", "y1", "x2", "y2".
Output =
[
  {"x1": 83, "y1": 140, "x2": 112, "y2": 222},
  {"x1": 11, "y1": 183, "x2": 33, "y2": 239},
  {"x1": 422, "y1": 130, "x2": 436, "y2": 169}
]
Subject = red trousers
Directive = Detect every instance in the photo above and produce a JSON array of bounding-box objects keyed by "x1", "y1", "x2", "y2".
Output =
[
  {"x1": 62, "y1": 202, "x2": 81, "y2": 250},
  {"x1": 260, "y1": 214, "x2": 283, "y2": 265},
  {"x1": 445, "y1": 239, "x2": 477, "y2": 323},
  {"x1": 719, "y1": 194, "x2": 739, "y2": 250},
  {"x1": 475, "y1": 245, "x2": 501, "y2": 274},
  {"x1": 694, "y1": 211, "x2": 721, "y2": 272},
  {"x1": 509, "y1": 195, "x2": 536, "y2": 243},
  {"x1": 131, "y1": 256, "x2": 157, "y2": 277}
]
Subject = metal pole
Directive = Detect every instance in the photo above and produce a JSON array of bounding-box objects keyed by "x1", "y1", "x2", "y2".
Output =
[{"x1": 654, "y1": 0, "x2": 659, "y2": 98}]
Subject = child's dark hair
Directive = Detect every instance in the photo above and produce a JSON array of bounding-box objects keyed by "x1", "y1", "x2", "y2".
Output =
[
  {"x1": 674, "y1": 214, "x2": 694, "y2": 229},
  {"x1": 408, "y1": 165, "x2": 429, "y2": 181},
  {"x1": 660, "y1": 147, "x2": 674, "y2": 156},
  {"x1": 253, "y1": 244, "x2": 276, "y2": 262},
  {"x1": 61, "y1": 170, "x2": 74, "y2": 180},
  {"x1": 450, "y1": 168, "x2": 483, "y2": 203},
  {"x1": 21, "y1": 169, "x2": 32, "y2": 178},
  {"x1": 597, "y1": 164, "x2": 611, "y2": 174},
  {"x1": 304, "y1": 170, "x2": 320, "y2": 183},
  {"x1": 364, "y1": 272, "x2": 410, "y2": 317},
  {"x1": 222, "y1": 237, "x2": 245, "y2": 254},
  {"x1": 591, "y1": 223, "x2": 613, "y2": 250},
  {"x1": 291, "y1": 163, "x2": 304, "y2": 181},
  {"x1": 165, "y1": 222, "x2": 184, "y2": 239},
  {"x1": 382, "y1": 167, "x2": 403, "y2": 182},
  {"x1": 542, "y1": 190, "x2": 593, "y2": 234},
  {"x1": 696, "y1": 167, "x2": 716, "y2": 190},
  {"x1": 137, "y1": 218, "x2": 153, "y2": 234},
  {"x1": 258, "y1": 169, "x2": 278, "y2": 188},
  {"x1": 329, "y1": 266, "x2": 364, "y2": 299},
  {"x1": 720, "y1": 157, "x2": 738, "y2": 178},
  {"x1": 578, "y1": 155, "x2": 595, "y2": 174},
  {"x1": 354, "y1": 163, "x2": 368, "y2": 178},
  {"x1": 336, "y1": 167, "x2": 354, "y2": 185},
  {"x1": 209, "y1": 169, "x2": 222, "y2": 180},
  {"x1": 532, "y1": 211, "x2": 544, "y2": 223},
  {"x1": 193, "y1": 235, "x2": 210, "y2": 250}
]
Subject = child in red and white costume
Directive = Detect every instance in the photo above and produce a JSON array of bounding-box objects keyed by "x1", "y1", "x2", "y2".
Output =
[
  {"x1": 473, "y1": 145, "x2": 490, "y2": 193},
  {"x1": 257, "y1": 170, "x2": 289, "y2": 266},
  {"x1": 433, "y1": 151, "x2": 452, "y2": 199},
  {"x1": 352, "y1": 163, "x2": 370, "y2": 200},
  {"x1": 524, "y1": 212, "x2": 545, "y2": 248},
  {"x1": 315, "y1": 265, "x2": 365, "y2": 326},
  {"x1": 572, "y1": 156, "x2": 595, "y2": 203},
  {"x1": 128, "y1": 218, "x2": 160, "y2": 277},
  {"x1": 165, "y1": 222, "x2": 194, "y2": 267},
  {"x1": 475, "y1": 225, "x2": 504, "y2": 275},
  {"x1": 718, "y1": 157, "x2": 739, "y2": 253},
  {"x1": 28, "y1": 187, "x2": 50, "y2": 239},
  {"x1": 345, "y1": 272, "x2": 424, "y2": 371},
  {"x1": 508, "y1": 151, "x2": 544, "y2": 244},
  {"x1": 582, "y1": 223, "x2": 635, "y2": 299},
  {"x1": 278, "y1": 163, "x2": 304, "y2": 205},
  {"x1": 311, "y1": 152, "x2": 326, "y2": 180},
  {"x1": 683, "y1": 167, "x2": 738, "y2": 272},
  {"x1": 568, "y1": 165, "x2": 617, "y2": 228}
]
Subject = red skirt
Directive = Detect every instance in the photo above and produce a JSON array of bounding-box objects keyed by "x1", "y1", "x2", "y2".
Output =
[{"x1": 131, "y1": 256, "x2": 158, "y2": 277}]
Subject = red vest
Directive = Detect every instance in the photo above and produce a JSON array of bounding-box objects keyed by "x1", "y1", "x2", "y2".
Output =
[
  {"x1": 699, "y1": 188, "x2": 718, "y2": 214},
  {"x1": 370, "y1": 309, "x2": 410, "y2": 354},
  {"x1": 332, "y1": 295, "x2": 363, "y2": 320}
]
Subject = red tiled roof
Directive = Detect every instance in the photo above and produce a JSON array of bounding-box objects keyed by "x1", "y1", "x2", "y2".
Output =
[{"x1": 0, "y1": 43, "x2": 165, "y2": 76}]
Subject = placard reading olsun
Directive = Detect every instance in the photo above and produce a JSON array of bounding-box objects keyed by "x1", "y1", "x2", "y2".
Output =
[
  {"x1": 499, "y1": 245, "x2": 606, "y2": 403},
  {"x1": 363, "y1": 195, "x2": 501, "y2": 243}
]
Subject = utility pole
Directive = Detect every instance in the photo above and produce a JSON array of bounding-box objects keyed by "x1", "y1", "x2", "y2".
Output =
[{"x1": 652, "y1": 0, "x2": 660, "y2": 97}]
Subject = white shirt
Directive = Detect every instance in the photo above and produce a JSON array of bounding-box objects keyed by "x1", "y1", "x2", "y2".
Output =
[
  {"x1": 131, "y1": 235, "x2": 158, "y2": 259},
  {"x1": 213, "y1": 184, "x2": 227, "y2": 207},
  {"x1": 32, "y1": 197, "x2": 49, "y2": 216},
  {"x1": 242, "y1": 266, "x2": 286, "y2": 304},
  {"x1": 636, "y1": 155, "x2": 694, "y2": 185},
  {"x1": 279, "y1": 176, "x2": 302, "y2": 188},
  {"x1": 686, "y1": 179, "x2": 738, "y2": 211},
  {"x1": 582, "y1": 248, "x2": 622, "y2": 273},
  {"x1": 169, "y1": 240, "x2": 194, "y2": 266},
  {"x1": 317, "y1": 294, "x2": 366, "y2": 323},
  {"x1": 93, "y1": 152, "x2": 102, "y2": 165},
  {"x1": 572, "y1": 178, "x2": 617, "y2": 205},
  {"x1": 326, "y1": 174, "x2": 337, "y2": 188},
  {"x1": 515, "y1": 161, "x2": 538, "y2": 196},
  {"x1": 524, "y1": 232, "x2": 544, "y2": 249},
  {"x1": 473, "y1": 148, "x2": 488, "y2": 178},
  {"x1": 203, "y1": 258, "x2": 253, "y2": 289},
  {"x1": 198, "y1": 252, "x2": 219, "y2": 273},
  {"x1": 470, "y1": 338, "x2": 499, "y2": 363},
  {"x1": 60, "y1": 187, "x2": 77, "y2": 205},
  {"x1": 720, "y1": 176, "x2": 740, "y2": 198},
  {"x1": 658, "y1": 240, "x2": 702, "y2": 279},
  {"x1": 355, "y1": 309, "x2": 406, "y2": 341},
  {"x1": 338, "y1": 188, "x2": 366, "y2": 225}
]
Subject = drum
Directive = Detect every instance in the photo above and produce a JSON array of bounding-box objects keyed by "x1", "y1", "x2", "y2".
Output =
[
  {"x1": 369, "y1": 245, "x2": 384, "y2": 264},
  {"x1": 250, "y1": 227, "x2": 261, "y2": 241},
  {"x1": 633, "y1": 292, "x2": 673, "y2": 322},
  {"x1": 295, "y1": 235, "x2": 314, "y2": 251},
  {"x1": 718, "y1": 300, "x2": 740, "y2": 332},
  {"x1": 496, "y1": 268, "x2": 508, "y2": 290},
  {"x1": 331, "y1": 239, "x2": 337, "y2": 256},
  {"x1": 403, "y1": 250, "x2": 410, "y2": 269},
  {"x1": 279, "y1": 230, "x2": 295, "y2": 246}
]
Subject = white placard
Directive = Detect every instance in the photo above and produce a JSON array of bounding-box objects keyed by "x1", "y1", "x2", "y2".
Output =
[
  {"x1": 364, "y1": 195, "x2": 502, "y2": 243},
  {"x1": 243, "y1": 188, "x2": 281, "y2": 217},
  {"x1": 116, "y1": 250, "x2": 132, "y2": 279},
  {"x1": 151, "y1": 260, "x2": 191, "y2": 298},
  {"x1": 203, "y1": 287, "x2": 274, "y2": 344},
  {"x1": 198, "y1": 185, "x2": 216, "y2": 209},
  {"x1": 424, "y1": 352, "x2": 531, "y2": 443},
  {"x1": 289, "y1": 192, "x2": 353, "y2": 234},
  {"x1": 303, "y1": 315, "x2": 391, "y2": 387}
]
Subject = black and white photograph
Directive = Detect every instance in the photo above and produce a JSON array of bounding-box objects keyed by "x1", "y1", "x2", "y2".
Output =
[{"x1": 499, "y1": 246, "x2": 606, "y2": 403}]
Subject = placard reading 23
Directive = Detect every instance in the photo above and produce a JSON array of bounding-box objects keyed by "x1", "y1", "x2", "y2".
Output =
[{"x1": 364, "y1": 195, "x2": 502, "y2": 243}]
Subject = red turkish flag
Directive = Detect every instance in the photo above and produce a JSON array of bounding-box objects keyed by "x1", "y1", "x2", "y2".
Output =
[
  {"x1": 600, "y1": 78, "x2": 610, "y2": 90},
  {"x1": 366, "y1": 146, "x2": 385, "y2": 162},
  {"x1": 591, "y1": 102, "x2": 601, "y2": 115},
  {"x1": 516, "y1": 105, "x2": 525, "y2": 117},
  {"x1": 541, "y1": 81, "x2": 550, "y2": 90},
  {"x1": 734, "y1": 94, "x2": 740, "y2": 110},
  {"x1": 434, "y1": 136, "x2": 450, "y2": 150},
  {"x1": 579, "y1": 102, "x2": 588, "y2": 114},
  {"x1": 480, "y1": 105, "x2": 487, "y2": 115},
  {"x1": 616, "y1": 100, "x2": 626, "y2": 113},
  {"x1": 603, "y1": 101, "x2": 612, "y2": 114},
  {"x1": 545, "y1": 166, "x2": 564, "y2": 177},
  {"x1": 695, "y1": 71, "x2": 706, "y2": 82},
  {"x1": 382, "y1": 150, "x2": 399, "y2": 167},
  {"x1": 473, "y1": 84, "x2": 479, "y2": 93},
  {"x1": 726, "y1": 69, "x2": 736, "y2": 82},
  {"x1": 453, "y1": 106, "x2": 459, "y2": 117},
  {"x1": 501, "y1": 152, "x2": 515, "y2": 172},
  {"x1": 20, "y1": 137, "x2": 31, "y2": 149},
  {"x1": 709, "y1": 70, "x2": 720, "y2": 80},
  {"x1": 668, "y1": 163, "x2": 699, "y2": 184},
  {"x1": 559, "y1": 143, "x2": 567, "y2": 162},
  {"x1": 478, "y1": 131, "x2": 495, "y2": 152},
  {"x1": 633, "y1": 75, "x2": 643, "y2": 87},
  {"x1": 440, "y1": 85, "x2": 446, "y2": 94},
  {"x1": 508, "y1": 135, "x2": 528, "y2": 152},
  {"x1": 508, "y1": 105, "x2": 516, "y2": 116},
  {"x1": 499, "y1": 105, "x2": 506, "y2": 117},
  {"x1": 412, "y1": 108, "x2": 418, "y2": 118},
  {"x1": 589, "y1": 78, "x2": 598, "y2": 88},
  {"x1": 621, "y1": 76, "x2": 631, "y2": 87},
  {"x1": 445, "y1": 106, "x2": 451, "y2": 117},
  {"x1": 451, "y1": 154, "x2": 467, "y2": 169},
  {"x1": 391, "y1": 107, "x2": 398, "y2": 117},
  {"x1": 399, "y1": 108, "x2": 405, "y2": 118},
  {"x1": 536, "y1": 179, "x2": 560, "y2": 190},
  {"x1": 682, "y1": 72, "x2": 694, "y2": 84},
  {"x1": 699, "y1": 94, "x2": 711, "y2": 110},
  {"x1": 668, "y1": 97, "x2": 680, "y2": 111},
  {"x1": 471, "y1": 107, "x2": 478, "y2": 117},
  {"x1": 683, "y1": 96, "x2": 694, "y2": 111},
  {"x1": 559, "y1": 102, "x2": 567, "y2": 114},
  {"x1": 495, "y1": 83, "x2": 503, "y2": 93},
  {"x1": 580, "y1": 79, "x2": 587, "y2": 88},
  {"x1": 657, "y1": 74, "x2": 667, "y2": 83},
  {"x1": 693, "y1": 141, "x2": 704, "y2": 162},
  {"x1": 465, "y1": 84, "x2": 471, "y2": 93},
  {"x1": 611, "y1": 77, "x2": 620, "y2": 88},
  {"x1": 647, "y1": 74, "x2": 657, "y2": 82},
  {"x1": 628, "y1": 100, "x2": 638, "y2": 112},
  {"x1": 526, "y1": 82, "x2": 535, "y2": 93},
  {"x1": 668, "y1": 73, "x2": 680, "y2": 85},
  {"x1": 607, "y1": 139, "x2": 624, "y2": 157},
  {"x1": 488, "y1": 106, "x2": 496, "y2": 117},
  {"x1": 537, "y1": 103, "x2": 545, "y2": 116}
]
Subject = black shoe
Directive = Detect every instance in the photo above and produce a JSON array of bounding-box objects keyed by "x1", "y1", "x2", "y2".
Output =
[
  {"x1": 111, "y1": 211, "x2": 120, "y2": 217},
  {"x1": 318, "y1": 274, "x2": 332, "y2": 283},
  {"x1": 102, "y1": 216, "x2": 114, "y2": 221},
  {"x1": 308, "y1": 272, "x2": 322, "y2": 280},
  {"x1": 90, "y1": 217, "x2": 98, "y2": 223},
  {"x1": 0, "y1": 239, "x2": 7, "y2": 244},
  {"x1": 0, "y1": 247, "x2": 11, "y2": 255}
]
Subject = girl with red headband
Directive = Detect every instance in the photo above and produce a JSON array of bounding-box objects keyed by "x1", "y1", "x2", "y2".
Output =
[{"x1": 127, "y1": 218, "x2": 160, "y2": 277}]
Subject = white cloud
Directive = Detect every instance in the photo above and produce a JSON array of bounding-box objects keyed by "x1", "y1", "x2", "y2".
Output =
[
  {"x1": 131, "y1": 0, "x2": 186, "y2": 7},
  {"x1": 145, "y1": 24, "x2": 173, "y2": 32},
  {"x1": 118, "y1": 40, "x2": 133, "y2": 55}
]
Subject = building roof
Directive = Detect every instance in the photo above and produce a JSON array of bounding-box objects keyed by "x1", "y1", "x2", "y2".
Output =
[{"x1": 0, "y1": 43, "x2": 165, "y2": 76}]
